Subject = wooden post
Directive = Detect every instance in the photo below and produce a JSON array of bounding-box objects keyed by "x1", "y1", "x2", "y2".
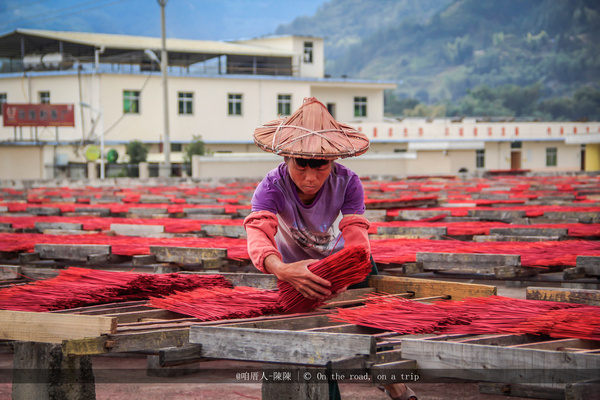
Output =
[{"x1": 12, "y1": 342, "x2": 96, "y2": 400}]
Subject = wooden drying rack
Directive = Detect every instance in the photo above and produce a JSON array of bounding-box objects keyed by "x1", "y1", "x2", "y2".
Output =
[{"x1": 2, "y1": 274, "x2": 599, "y2": 399}]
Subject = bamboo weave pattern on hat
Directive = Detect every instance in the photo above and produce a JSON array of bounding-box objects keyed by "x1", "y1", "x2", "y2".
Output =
[{"x1": 253, "y1": 97, "x2": 370, "y2": 159}]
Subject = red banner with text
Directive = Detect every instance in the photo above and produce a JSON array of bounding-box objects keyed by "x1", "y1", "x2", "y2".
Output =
[{"x1": 2, "y1": 103, "x2": 75, "y2": 127}]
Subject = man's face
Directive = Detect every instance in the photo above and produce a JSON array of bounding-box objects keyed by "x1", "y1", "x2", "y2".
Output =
[{"x1": 286, "y1": 158, "x2": 333, "y2": 198}]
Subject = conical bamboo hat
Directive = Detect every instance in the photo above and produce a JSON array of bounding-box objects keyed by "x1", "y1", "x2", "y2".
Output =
[{"x1": 253, "y1": 97, "x2": 370, "y2": 160}]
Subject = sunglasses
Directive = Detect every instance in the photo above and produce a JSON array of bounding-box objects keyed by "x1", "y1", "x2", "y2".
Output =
[{"x1": 293, "y1": 158, "x2": 330, "y2": 169}]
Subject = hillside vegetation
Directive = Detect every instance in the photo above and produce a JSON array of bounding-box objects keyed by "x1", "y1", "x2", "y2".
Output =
[{"x1": 276, "y1": 0, "x2": 600, "y2": 120}]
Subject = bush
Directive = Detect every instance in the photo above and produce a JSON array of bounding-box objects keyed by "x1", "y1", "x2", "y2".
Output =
[
  {"x1": 126, "y1": 140, "x2": 149, "y2": 164},
  {"x1": 184, "y1": 135, "x2": 207, "y2": 163}
]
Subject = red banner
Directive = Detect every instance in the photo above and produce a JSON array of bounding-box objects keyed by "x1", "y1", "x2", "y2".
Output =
[{"x1": 2, "y1": 103, "x2": 75, "y2": 127}]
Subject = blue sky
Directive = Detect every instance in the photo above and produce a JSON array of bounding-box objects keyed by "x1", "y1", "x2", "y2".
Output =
[{"x1": 0, "y1": 0, "x2": 328, "y2": 40}]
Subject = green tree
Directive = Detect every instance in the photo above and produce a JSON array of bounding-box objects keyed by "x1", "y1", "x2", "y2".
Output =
[
  {"x1": 384, "y1": 91, "x2": 420, "y2": 116},
  {"x1": 500, "y1": 83, "x2": 543, "y2": 116},
  {"x1": 183, "y1": 135, "x2": 208, "y2": 176},
  {"x1": 404, "y1": 103, "x2": 447, "y2": 118},
  {"x1": 572, "y1": 86, "x2": 600, "y2": 120},
  {"x1": 126, "y1": 140, "x2": 149, "y2": 164},
  {"x1": 184, "y1": 135, "x2": 207, "y2": 163}
]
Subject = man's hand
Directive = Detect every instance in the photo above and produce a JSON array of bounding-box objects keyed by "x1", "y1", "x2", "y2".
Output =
[{"x1": 264, "y1": 255, "x2": 331, "y2": 300}]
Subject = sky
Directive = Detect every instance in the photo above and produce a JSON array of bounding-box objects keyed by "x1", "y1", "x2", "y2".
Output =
[{"x1": 0, "y1": 0, "x2": 328, "y2": 41}]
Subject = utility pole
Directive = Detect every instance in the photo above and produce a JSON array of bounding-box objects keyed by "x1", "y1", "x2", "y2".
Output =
[{"x1": 158, "y1": 0, "x2": 170, "y2": 177}]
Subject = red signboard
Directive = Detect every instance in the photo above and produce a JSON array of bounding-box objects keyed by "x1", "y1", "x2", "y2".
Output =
[{"x1": 2, "y1": 103, "x2": 75, "y2": 127}]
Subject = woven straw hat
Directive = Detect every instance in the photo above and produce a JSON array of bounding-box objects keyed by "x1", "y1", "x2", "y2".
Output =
[{"x1": 253, "y1": 97, "x2": 370, "y2": 160}]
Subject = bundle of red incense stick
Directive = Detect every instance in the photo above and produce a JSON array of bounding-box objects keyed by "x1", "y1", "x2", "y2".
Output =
[
  {"x1": 330, "y1": 295, "x2": 600, "y2": 341},
  {"x1": 0, "y1": 267, "x2": 232, "y2": 312},
  {"x1": 278, "y1": 245, "x2": 372, "y2": 313},
  {"x1": 149, "y1": 286, "x2": 281, "y2": 321}
]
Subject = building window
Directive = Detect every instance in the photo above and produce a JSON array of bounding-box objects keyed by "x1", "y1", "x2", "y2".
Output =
[
  {"x1": 511, "y1": 141, "x2": 522, "y2": 149},
  {"x1": 546, "y1": 147, "x2": 557, "y2": 167},
  {"x1": 0, "y1": 93, "x2": 6, "y2": 115},
  {"x1": 171, "y1": 143, "x2": 183, "y2": 152},
  {"x1": 39, "y1": 91, "x2": 50, "y2": 104},
  {"x1": 123, "y1": 90, "x2": 140, "y2": 114},
  {"x1": 178, "y1": 92, "x2": 193, "y2": 115},
  {"x1": 277, "y1": 94, "x2": 292, "y2": 116},
  {"x1": 476, "y1": 149, "x2": 485, "y2": 168},
  {"x1": 354, "y1": 96, "x2": 367, "y2": 117},
  {"x1": 303, "y1": 41, "x2": 313, "y2": 63},
  {"x1": 327, "y1": 103, "x2": 336, "y2": 118},
  {"x1": 228, "y1": 93, "x2": 242, "y2": 115}
]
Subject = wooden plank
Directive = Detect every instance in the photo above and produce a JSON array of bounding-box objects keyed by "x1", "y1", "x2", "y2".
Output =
[
  {"x1": 184, "y1": 271, "x2": 277, "y2": 289},
  {"x1": 325, "y1": 354, "x2": 371, "y2": 371},
  {"x1": 543, "y1": 211, "x2": 599, "y2": 223},
  {"x1": 401, "y1": 338, "x2": 600, "y2": 383},
  {"x1": 320, "y1": 290, "x2": 404, "y2": 309},
  {"x1": 183, "y1": 213, "x2": 232, "y2": 220},
  {"x1": 125, "y1": 207, "x2": 168, "y2": 215},
  {"x1": 474, "y1": 235, "x2": 560, "y2": 242},
  {"x1": 27, "y1": 207, "x2": 61, "y2": 216},
  {"x1": 363, "y1": 209, "x2": 388, "y2": 222},
  {"x1": 104, "y1": 309, "x2": 186, "y2": 324},
  {"x1": 21, "y1": 266, "x2": 60, "y2": 280},
  {"x1": 368, "y1": 275, "x2": 497, "y2": 300},
  {"x1": 417, "y1": 252, "x2": 520, "y2": 268},
  {"x1": 87, "y1": 253, "x2": 129, "y2": 264},
  {"x1": 393, "y1": 210, "x2": 449, "y2": 221},
  {"x1": 220, "y1": 314, "x2": 336, "y2": 331},
  {"x1": 489, "y1": 227, "x2": 568, "y2": 237},
  {"x1": 509, "y1": 339, "x2": 600, "y2": 351},
  {"x1": 576, "y1": 256, "x2": 600, "y2": 277},
  {"x1": 201, "y1": 258, "x2": 224, "y2": 269},
  {"x1": 417, "y1": 252, "x2": 524, "y2": 275},
  {"x1": 303, "y1": 324, "x2": 382, "y2": 335},
  {"x1": 35, "y1": 244, "x2": 111, "y2": 261},
  {"x1": 526, "y1": 287, "x2": 600, "y2": 306},
  {"x1": 0, "y1": 265, "x2": 21, "y2": 280},
  {"x1": 132, "y1": 254, "x2": 158, "y2": 265},
  {"x1": 110, "y1": 223, "x2": 165, "y2": 237},
  {"x1": 455, "y1": 334, "x2": 547, "y2": 346},
  {"x1": 150, "y1": 246, "x2": 227, "y2": 263},
  {"x1": 158, "y1": 344, "x2": 204, "y2": 367},
  {"x1": 0, "y1": 310, "x2": 117, "y2": 344},
  {"x1": 366, "y1": 198, "x2": 438, "y2": 210},
  {"x1": 34, "y1": 222, "x2": 82, "y2": 231},
  {"x1": 42, "y1": 229, "x2": 97, "y2": 236},
  {"x1": 493, "y1": 266, "x2": 539, "y2": 278},
  {"x1": 467, "y1": 210, "x2": 526, "y2": 221},
  {"x1": 565, "y1": 379, "x2": 600, "y2": 400},
  {"x1": 563, "y1": 267, "x2": 587, "y2": 280},
  {"x1": 18, "y1": 252, "x2": 40, "y2": 263},
  {"x1": 377, "y1": 226, "x2": 447, "y2": 237},
  {"x1": 183, "y1": 207, "x2": 226, "y2": 214},
  {"x1": 62, "y1": 328, "x2": 189, "y2": 355},
  {"x1": 72, "y1": 207, "x2": 111, "y2": 216},
  {"x1": 202, "y1": 224, "x2": 246, "y2": 238},
  {"x1": 189, "y1": 326, "x2": 376, "y2": 366}
]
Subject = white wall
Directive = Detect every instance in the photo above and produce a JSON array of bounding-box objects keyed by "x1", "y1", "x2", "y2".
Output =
[{"x1": 0, "y1": 146, "x2": 44, "y2": 180}]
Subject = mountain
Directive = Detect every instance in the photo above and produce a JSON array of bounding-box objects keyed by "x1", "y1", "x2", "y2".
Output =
[
  {"x1": 275, "y1": 0, "x2": 452, "y2": 67},
  {"x1": 276, "y1": 0, "x2": 600, "y2": 119}
]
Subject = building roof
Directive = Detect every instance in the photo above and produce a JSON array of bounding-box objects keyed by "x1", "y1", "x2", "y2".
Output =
[{"x1": 0, "y1": 28, "x2": 298, "y2": 67}]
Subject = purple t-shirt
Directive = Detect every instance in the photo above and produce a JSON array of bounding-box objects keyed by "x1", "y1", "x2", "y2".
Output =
[{"x1": 251, "y1": 162, "x2": 366, "y2": 263}]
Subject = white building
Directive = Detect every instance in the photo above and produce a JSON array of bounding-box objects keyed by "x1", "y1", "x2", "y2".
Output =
[
  {"x1": 0, "y1": 29, "x2": 394, "y2": 180},
  {"x1": 0, "y1": 29, "x2": 598, "y2": 181}
]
